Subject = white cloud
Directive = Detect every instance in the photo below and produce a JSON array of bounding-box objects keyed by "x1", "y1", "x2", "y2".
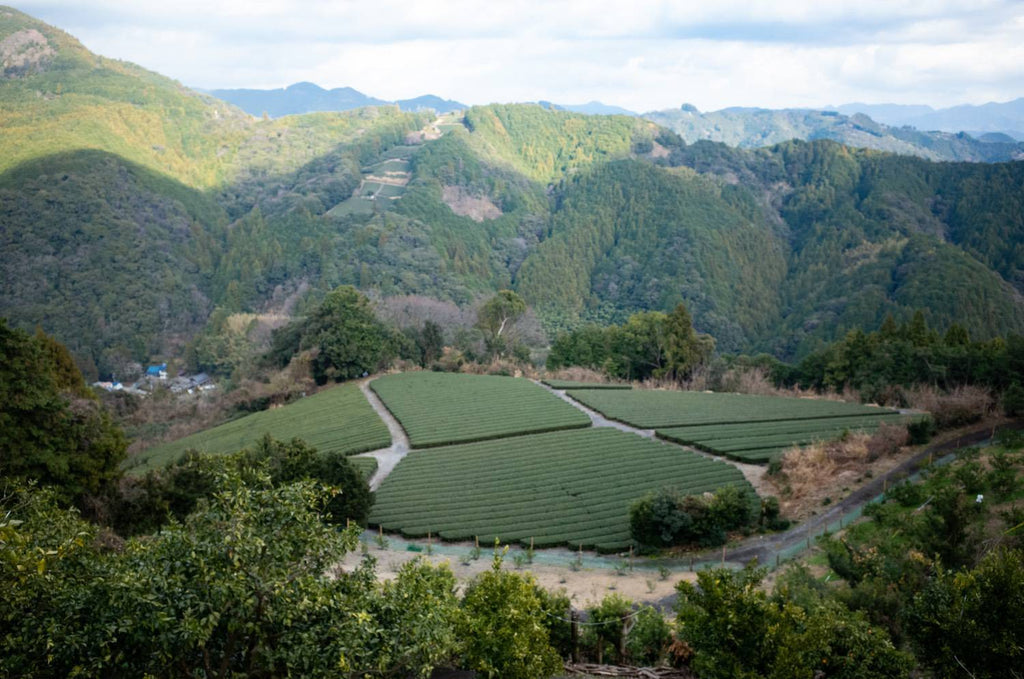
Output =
[{"x1": 15, "y1": 0, "x2": 1024, "y2": 111}]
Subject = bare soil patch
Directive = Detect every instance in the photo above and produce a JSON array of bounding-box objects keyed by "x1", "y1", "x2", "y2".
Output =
[
  {"x1": 337, "y1": 547, "x2": 695, "y2": 608},
  {"x1": 442, "y1": 186, "x2": 502, "y2": 221}
]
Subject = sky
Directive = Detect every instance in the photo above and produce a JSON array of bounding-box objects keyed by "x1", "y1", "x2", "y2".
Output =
[{"x1": 14, "y1": 0, "x2": 1024, "y2": 112}]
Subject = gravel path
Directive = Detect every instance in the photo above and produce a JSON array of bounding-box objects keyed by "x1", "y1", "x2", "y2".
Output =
[
  {"x1": 352, "y1": 378, "x2": 410, "y2": 491},
  {"x1": 534, "y1": 380, "x2": 658, "y2": 438},
  {"x1": 535, "y1": 381, "x2": 768, "y2": 492}
]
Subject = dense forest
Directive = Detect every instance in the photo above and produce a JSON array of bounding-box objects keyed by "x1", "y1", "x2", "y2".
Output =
[{"x1": 2, "y1": 6, "x2": 1024, "y2": 380}]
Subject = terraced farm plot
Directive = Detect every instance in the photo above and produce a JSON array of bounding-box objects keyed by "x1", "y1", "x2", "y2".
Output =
[
  {"x1": 132, "y1": 382, "x2": 391, "y2": 473},
  {"x1": 567, "y1": 389, "x2": 894, "y2": 429},
  {"x1": 376, "y1": 183, "x2": 405, "y2": 198},
  {"x1": 370, "y1": 428, "x2": 753, "y2": 551},
  {"x1": 363, "y1": 158, "x2": 410, "y2": 173},
  {"x1": 659, "y1": 413, "x2": 912, "y2": 463},
  {"x1": 542, "y1": 380, "x2": 631, "y2": 390},
  {"x1": 360, "y1": 181, "x2": 384, "y2": 196},
  {"x1": 381, "y1": 145, "x2": 420, "y2": 159},
  {"x1": 326, "y1": 196, "x2": 375, "y2": 217},
  {"x1": 370, "y1": 372, "x2": 590, "y2": 447}
]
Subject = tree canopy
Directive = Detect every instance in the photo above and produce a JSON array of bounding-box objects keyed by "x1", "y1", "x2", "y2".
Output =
[{"x1": 0, "y1": 320, "x2": 126, "y2": 504}]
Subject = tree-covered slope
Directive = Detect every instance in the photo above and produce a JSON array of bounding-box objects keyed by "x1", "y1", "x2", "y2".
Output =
[
  {"x1": 0, "y1": 150, "x2": 226, "y2": 372},
  {"x1": 666, "y1": 139, "x2": 1024, "y2": 355},
  {"x1": 2, "y1": 8, "x2": 1023, "y2": 373},
  {"x1": 516, "y1": 160, "x2": 786, "y2": 350}
]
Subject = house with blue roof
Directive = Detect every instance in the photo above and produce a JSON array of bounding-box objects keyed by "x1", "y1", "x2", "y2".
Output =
[{"x1": 146, "y1": 363, "x2": 167, "y2": 379}]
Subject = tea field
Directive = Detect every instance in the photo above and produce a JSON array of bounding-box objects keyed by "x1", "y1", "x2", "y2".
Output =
[
  {"x1": 565, "y1": 389, "x2": 903, "y2": 463},
  {"x1": 567, "y1": 389, "x2": 894, "y2": 429},
  {"x1": 371, "y1": 372, "x2": 590, "y2": 447},
  {"x1": 132, "y1": 382, "x2": 391, "y2": 472},
  {"x1": 541, "y1": 380, "x2": 631, "y2": 390},
  {"x1": 658, "y1": 413, "x2": 912, "y2": 462},
  {"x1": 369, "y1": 427, "x2": 751, "y2": 551}
]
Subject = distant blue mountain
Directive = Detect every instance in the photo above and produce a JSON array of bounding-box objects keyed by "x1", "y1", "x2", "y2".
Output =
[
  {"x1": 835, "y1": 99, "x2": 1024, "y2": 140},
  {"x1": 208, "y1": 82, "x2": 465, "y2": 117},
  {"x1": 394, "y1": 94, "x2": 465, "y2": 114},
  {"x1": 557, "y1": 101, "x2": 638, "y2": 116}
]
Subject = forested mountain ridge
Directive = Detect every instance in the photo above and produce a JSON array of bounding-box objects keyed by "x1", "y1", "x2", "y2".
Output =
[
  {"x1": 2, "y1": 7, "x2": 1023, "y2": 376},
  {"x1": 0, "y1": 6, "x2": 431, "y2": 371},
  {"x1": 644, "y1": 105, "x2": 1024, "y2": 163}
]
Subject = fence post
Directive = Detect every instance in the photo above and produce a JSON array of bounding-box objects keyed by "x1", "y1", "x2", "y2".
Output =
[{"x1": 571, "y1": 610, "x2": 580, "y2": 663}]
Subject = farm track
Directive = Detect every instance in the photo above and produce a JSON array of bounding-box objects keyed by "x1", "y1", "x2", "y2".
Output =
[
  {"x1": 651, "y1": 420, "x2": 1022, "y2": 610},
  {"x1": 719, "y1": 422, "x2": 1018, "y2": 566},
  {"x1": 353, "y1": 378, "x2": 411, "y2": 491},
  {"x1": 536, "y1": 381, "x2": 657, "y2": 438}
]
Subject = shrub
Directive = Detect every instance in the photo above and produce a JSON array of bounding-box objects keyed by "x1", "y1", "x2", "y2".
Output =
[
  {"x1": 626, "y1": 605, "x2": 672, "y2": 666},
  {"x1": 909, "y1": 385, "x2": 993, "y2": 429},
  {"x1": 629, "y1": 486, "x2": 756, "y2": 548},
  {"x1": 1003, "y1": 382, "x2": 1024, "y2": 418},
  {"x1": 458, "y1": 551, "x2": 561, "y2": 679},
  {"x1": 866, "y1": 423, "x2": 910, "y2": 460},
  {"x1": 907, "y1": 417, "x2": 937, "y2": 444}
]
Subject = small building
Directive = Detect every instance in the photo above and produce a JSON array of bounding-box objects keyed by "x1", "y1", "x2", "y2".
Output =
[{"x1": 146, "y1": 363, "x2": 168, "y2": 379}]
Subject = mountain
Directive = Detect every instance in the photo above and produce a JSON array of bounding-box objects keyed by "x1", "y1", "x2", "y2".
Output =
[
  {"x1": 2, "y1": 7, "x2": 1023, "y2": 376},
  {"x1": 0, "y1": 7, "x2": 430, "y2": 373},
  {"x1": 209, "y1": 82, "x2": 466, "y2": 117},
  {"x1": 207, "y1": 82, "x2": 388, "y2": 118},
  {"x1": 557, "y1": 101, "x2": 638, "y2": 117},
  {"x1": 394, "y1": 94, "x2": 465, "y2": 114},
  {"x1": 835, "y1": 99, "x2": 1024, "y2": 140},
  {"x1": 644, "y1": 105, "x2": 1024, "y2": 162}
]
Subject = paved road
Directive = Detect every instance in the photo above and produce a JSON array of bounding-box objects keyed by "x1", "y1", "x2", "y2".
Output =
[{"x1": 721, "y1": 422, "x2": 1014, "y2": 567}]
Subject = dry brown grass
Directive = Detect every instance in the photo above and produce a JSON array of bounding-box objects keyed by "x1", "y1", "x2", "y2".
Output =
[
  {"x1": 458, "y1": 357, "x2": 540, "y2": 380},
  {"x1": 545, "y1": 366, "x2": 611, "y2": 384},
  {"x1": 908, "y1": 385, "x2": 994, "y2": 428},
  {"x1": 769, "y1": 424, "x2": 912, "y2": 519},
  {"x1": 634, "y1": 366, "x2": 860, "y2": 403}
]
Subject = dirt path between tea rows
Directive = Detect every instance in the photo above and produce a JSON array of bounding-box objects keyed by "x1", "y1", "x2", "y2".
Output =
[
  {"x1": 535, "y1": 381, "x2": 771, "y2": 497},
  {"x1": 352, "y1": 379, "x2": 410, "y2": 491}
]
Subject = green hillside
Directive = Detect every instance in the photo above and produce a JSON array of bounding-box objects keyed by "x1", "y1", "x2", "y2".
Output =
[
  {"x1": 2, "y1": 7, "x2": 1023, "y2": 373},
  {"x1": 515, "y1": 160, "x2": 787, "y2": 348}
]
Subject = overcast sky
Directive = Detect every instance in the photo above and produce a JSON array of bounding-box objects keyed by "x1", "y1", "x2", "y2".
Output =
[{"x1": 15, "y1": 0, "x2": 1024, "y2": 112}]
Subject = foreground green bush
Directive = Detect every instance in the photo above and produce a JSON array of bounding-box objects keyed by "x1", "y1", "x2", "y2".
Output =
[{"x1": 629, "y1": 485, "x2": 756, "y2": 548}]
